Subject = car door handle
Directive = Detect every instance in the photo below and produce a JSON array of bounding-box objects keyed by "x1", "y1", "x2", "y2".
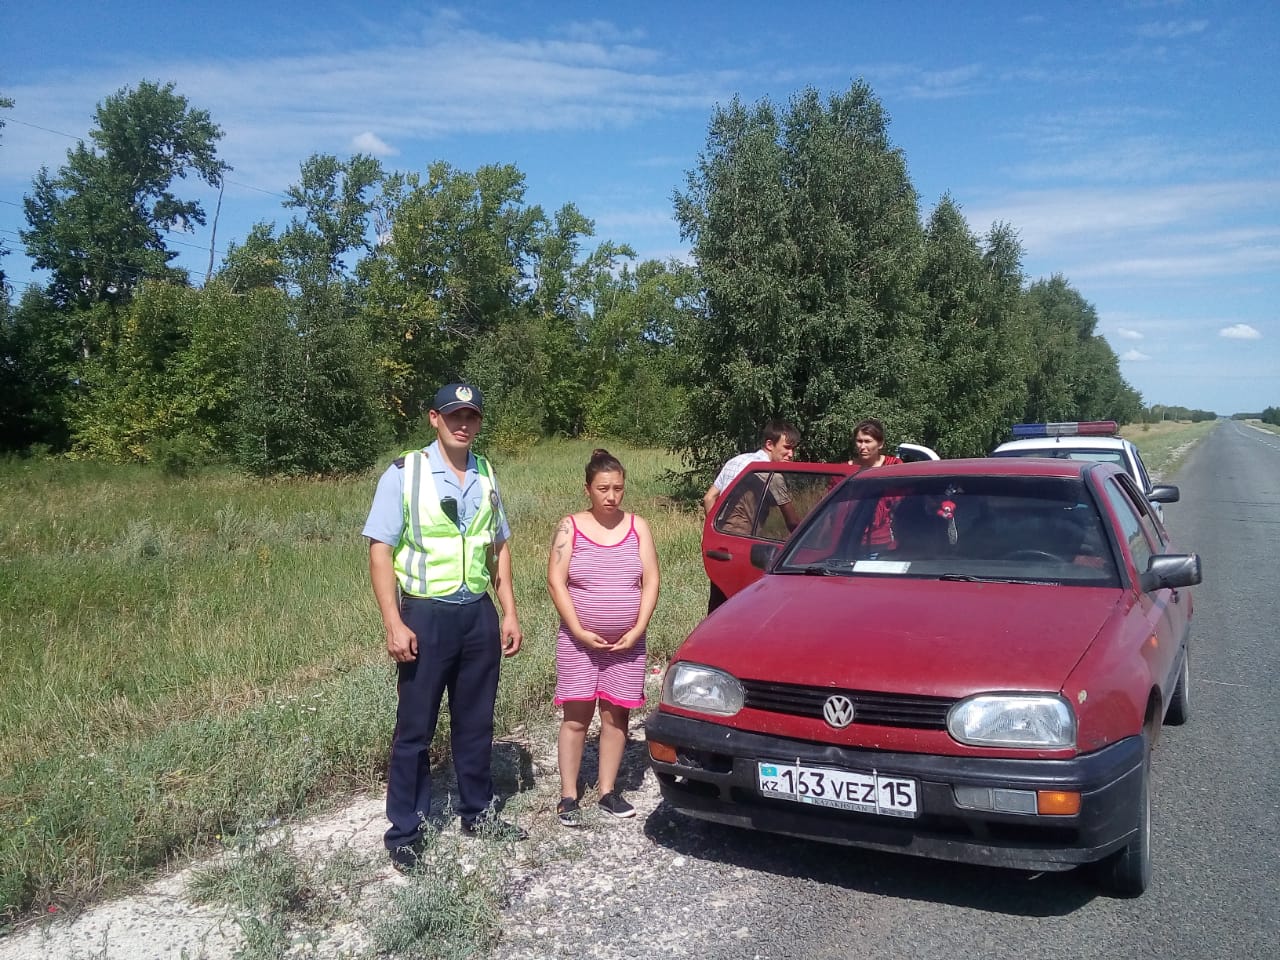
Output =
[{"x1": 705, "y1": 549, "x2": 732, "y2": 561}]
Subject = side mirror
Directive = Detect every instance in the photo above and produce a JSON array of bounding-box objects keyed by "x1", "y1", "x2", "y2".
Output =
[
  {"x1": 1149, "y1": 484, "x2": 1180, "y2": 504},
  {"x1": 1140, "y1": 553, "x2": 1202, "y2": 593},
  {"x1": 750, "y1": 543, "x2": 780, "y2": 571}
]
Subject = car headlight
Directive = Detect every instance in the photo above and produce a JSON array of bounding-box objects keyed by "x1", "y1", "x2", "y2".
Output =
[
  {"x1": 947, "y1": 694, "x2": 1075, "y2": 748},
  {"x1": 662, "y1": 662, "x2": 745, "y2": 716}
]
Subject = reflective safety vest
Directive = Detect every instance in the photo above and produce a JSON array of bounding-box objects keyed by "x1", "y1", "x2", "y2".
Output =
[{"x1": 393, "y1": 451, "x2": 498, "y2": 598}]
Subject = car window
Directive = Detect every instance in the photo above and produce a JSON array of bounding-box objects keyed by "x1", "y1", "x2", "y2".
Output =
[
  {"x1": 1099, "y1": 477, "x2": 1155, "y2": 574},
  {"x1": 777, "y1": 474, "x2": 1119, "y2": 586},
  {"x1": 713, "y1": 470, "x2": 845, "y2": 542},
  {"x1": 993, "y1": 448, "x2": 1127, "y2": 469},
  {"x1": 1129, "y1": 445, "x2": 1154, "y2": 494},
  {"x1": 1114, "y1": 471, "x2": 1168, "y2": 549}
]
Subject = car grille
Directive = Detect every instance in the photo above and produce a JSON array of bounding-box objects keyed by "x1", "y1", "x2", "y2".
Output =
[{"x1": 741, "y1": 679, "x2": 954, "y2": 730}]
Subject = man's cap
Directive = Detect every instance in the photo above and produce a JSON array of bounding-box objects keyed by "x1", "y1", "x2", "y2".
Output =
[{"x1": 433, "y1": 383, "x2": 484, "y2": 415}]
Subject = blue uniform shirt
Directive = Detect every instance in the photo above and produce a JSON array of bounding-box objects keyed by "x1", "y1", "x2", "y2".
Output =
[{"x1": 363, "y1": 441, "x2": 512, "y2": 604}]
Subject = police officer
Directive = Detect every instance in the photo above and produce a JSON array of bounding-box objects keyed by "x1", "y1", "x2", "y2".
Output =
[{"x1": 363, "y1": 382, "x2": 525, "y2": 871}]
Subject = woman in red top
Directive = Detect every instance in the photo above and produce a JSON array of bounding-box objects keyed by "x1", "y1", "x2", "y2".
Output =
[
  {"x1": 849, "y1": 417, "x2": 902, "y2": 471},
  {"x1": 847, "y1": 418, "x2": 902, "y2": 548}
]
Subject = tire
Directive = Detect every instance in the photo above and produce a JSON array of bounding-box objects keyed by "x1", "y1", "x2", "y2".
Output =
[
  {"x1": 1095, "y1": 739, "x2": 1152, "y2": 898},
  {"x1": 1165, "y1": 648, "x2": 1191, "y2": 726}
]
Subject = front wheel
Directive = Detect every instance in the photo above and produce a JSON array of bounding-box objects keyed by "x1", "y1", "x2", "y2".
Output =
[
  {"x1": 1094, "y1": 739, "x2": 1152, "y2": 897},
  {"x1": 1165, "y1": 648, "x2": 1191, "y2": 725}
]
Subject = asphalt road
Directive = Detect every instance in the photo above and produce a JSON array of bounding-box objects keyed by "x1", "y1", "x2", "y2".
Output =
[{"x1": 632, "y1": 421, "x2": 1279, "y2": 960}]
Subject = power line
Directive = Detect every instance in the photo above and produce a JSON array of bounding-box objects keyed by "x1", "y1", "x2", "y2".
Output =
[{"x1": 2, "y1": 115, "x2": 293, "y2": 201}]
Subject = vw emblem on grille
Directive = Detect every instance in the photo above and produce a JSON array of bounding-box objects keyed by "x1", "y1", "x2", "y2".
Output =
[{"x1": 823, "y1": 695, "x2": 856, "y2": 728}]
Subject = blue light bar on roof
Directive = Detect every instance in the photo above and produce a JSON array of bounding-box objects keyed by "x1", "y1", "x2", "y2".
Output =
[{"x1": 1012, "y1": 421, "x2": 1118, "y2": 439}]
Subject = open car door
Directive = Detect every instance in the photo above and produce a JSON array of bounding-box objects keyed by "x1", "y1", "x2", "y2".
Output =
[{"x1": 703, "y1": 462, "x2": 858, "y2": 602}]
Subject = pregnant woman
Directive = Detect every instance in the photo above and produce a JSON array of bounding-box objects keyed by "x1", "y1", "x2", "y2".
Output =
[{"x1": 547, "y1": 449, "x2": 660, "y2": 825}]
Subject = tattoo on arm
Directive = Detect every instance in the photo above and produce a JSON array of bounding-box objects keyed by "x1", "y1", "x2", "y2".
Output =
[{"x1": 551, "y1": 518, "x2": 572, "y2": 564}]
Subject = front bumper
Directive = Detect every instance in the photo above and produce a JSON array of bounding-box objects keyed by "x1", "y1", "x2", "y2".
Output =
[{"x1": 645, "y1": 711, "x2": 1144, "y2": 873}]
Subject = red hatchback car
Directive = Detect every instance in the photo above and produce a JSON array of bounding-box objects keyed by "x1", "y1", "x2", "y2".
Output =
[{"x1": 648, "y1": 458, "x2": 1201, "y2": 897}]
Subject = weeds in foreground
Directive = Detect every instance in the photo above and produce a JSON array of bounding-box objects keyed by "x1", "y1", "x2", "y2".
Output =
[
  {"x1": 189, "y1": 836, "x2": 372, "y2": 960},
  {"x1": 188, "y1": 826, "x2": 511, "y2": 960},
  {"x1": 370, "y1": 831, "x2": 507, "y2": 960}
]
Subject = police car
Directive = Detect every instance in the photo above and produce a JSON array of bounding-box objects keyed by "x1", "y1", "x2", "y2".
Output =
[{"x1": 991, "y1": 422, "x2": 1179, "y2": 523}]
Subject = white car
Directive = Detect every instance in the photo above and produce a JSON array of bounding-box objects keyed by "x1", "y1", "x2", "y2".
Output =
[{"x1": 991, "y1": 421, "x2": 1180, "y2": 523}]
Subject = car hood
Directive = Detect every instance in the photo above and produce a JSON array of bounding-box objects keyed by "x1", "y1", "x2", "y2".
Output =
[{"x1": 684, "y1": 575, "x2": 1121, "y2": 698}]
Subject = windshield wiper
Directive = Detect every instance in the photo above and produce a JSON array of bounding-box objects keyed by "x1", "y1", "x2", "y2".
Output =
[
  {"x1": 938, "y1": 574, "x2": 1060, "y2": 585},
  {"x1": 800, "y1": 559, "x2": 856, "y2": 576}
]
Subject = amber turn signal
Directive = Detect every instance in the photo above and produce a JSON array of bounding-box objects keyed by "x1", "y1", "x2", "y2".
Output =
[
  {"x1": 648, "y1": 740, "x2": 678, "y2": 764},
  {"x1": 1036, "y1": 790, "x2": 1082, "y2": 815}
]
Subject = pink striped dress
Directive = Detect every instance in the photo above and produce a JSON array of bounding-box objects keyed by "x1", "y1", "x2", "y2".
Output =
[{"x1": 554, "y1": 515, "x2": 647, "y2": 708}]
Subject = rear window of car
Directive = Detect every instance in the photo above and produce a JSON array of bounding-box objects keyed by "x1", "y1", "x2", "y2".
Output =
[
  {"x1": 776, "y1": 474, "x2": 1120, "y2": 587},
  {"x1": 992, "y1": 448, "x2": 1127, "y2": 470}
]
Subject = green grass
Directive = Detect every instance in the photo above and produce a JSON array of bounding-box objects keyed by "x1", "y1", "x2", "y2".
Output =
[
  {"x1": 0, "y1": 439, "x2": 705, "y2": 924},
  {"x1": 1119, "y1": 419, "x2": 1219, "y2": 476}
]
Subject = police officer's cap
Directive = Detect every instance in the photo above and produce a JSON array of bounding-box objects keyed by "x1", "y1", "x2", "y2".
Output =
[{"x1": 433, "y1": 383, "x2": 484, "y2": 415}]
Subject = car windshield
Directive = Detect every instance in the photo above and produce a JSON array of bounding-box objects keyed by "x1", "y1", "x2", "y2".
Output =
[{"x1": 776, "y1": 474, "x2": 1120, "y2": 586}]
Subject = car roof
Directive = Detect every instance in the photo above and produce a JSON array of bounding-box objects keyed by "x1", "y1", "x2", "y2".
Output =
[
  {"x1": 857, "y1": 456, "x2": 1108, "y2": 481},
  {"x1": 993, "y1": 436, "x2": 1131, "y2": 453}
]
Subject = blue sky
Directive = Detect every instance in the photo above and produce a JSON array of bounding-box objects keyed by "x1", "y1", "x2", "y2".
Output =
[{"x1": 2, "y1": 1, "x2": 1277, "y2": 415}]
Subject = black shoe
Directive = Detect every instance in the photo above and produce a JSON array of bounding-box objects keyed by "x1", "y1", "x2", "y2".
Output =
[
  {"x1": 461, "y1": 815, "x2": 528, "y2": 841},
  {"x1": 557, "y1": 797, "x2": 583, "y2": 828},
  {"x1": 598, "y1": 792, "x2": 636, "y2": 819},
  {"x1": 389, "y1": 841, "x2": 422, "y2": 873}
]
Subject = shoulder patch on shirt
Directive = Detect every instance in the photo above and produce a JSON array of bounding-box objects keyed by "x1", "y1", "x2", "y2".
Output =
[{"x1": 393, "y1": 456, "x2": 406, "y2": 469}]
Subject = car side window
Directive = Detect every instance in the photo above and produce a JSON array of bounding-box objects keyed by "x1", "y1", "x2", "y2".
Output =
[
  {"x1": 1101, "y1": 477, "x2": 1155, "y2": 574},
  {"x1": 713, "y1": 470, "x2": 847, "y2": 543},
  {"x1": 1129, "y1": 445, "x2": 1154, "y2": 493},
  {"x1": 1115, "y1": 471, "x2": 1168, "y2": 549},
  {"x1": 712, "y1": 471, "x2": 770, "y2": 537}
]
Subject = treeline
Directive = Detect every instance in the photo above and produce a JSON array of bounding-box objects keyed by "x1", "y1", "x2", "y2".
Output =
[
  {"x1": 2, "y1": 81, "x2": 1146, "y2": 478},
  {"x1": 1139, "y1": 405, "x2": 1218, "y2": 423},
  {"x1": 1243, "y1": 408, "x2": 1280, "y2": 425}
]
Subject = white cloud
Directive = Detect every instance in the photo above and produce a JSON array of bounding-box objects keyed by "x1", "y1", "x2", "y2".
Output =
[
  {"x1": 1219, "y1": 323, "x2": 1262, "y2": 340},
  {"x1": 352, "y1": 131, "x2": 398, "y2": 156},
  {"x1": 0, "y1": 19, "x2": 722, "y2": 193},
  {"x1": 1122, "y1": 349, "x2": 1152, "y2": 361},
  {"x1": 1116, "y1": 327, "x2": 1144, "y2": 340}
]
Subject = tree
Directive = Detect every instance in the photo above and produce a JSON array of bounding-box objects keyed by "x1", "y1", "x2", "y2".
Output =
[
  {"x1": 361, "y1": 163, "x2": 546, "y2": 436},
  {"x1": 916, "y1": 201, "x2": 1030, "y2": 456},
  {"x1": 70, "y1": 281, "x2": 250, "y2": 462},
  {"x1": 230, "y1": 154, "x2": 389, "y2": 474},
  {"x1": 1022, "y1": 276, "x2": 1140, "y2": 424},
  {"x1": 279, "y1": 153, "x2": 383, "y2": 288},
  {"x1": 21, "y1": 80, "x2": 227, "y2": 325},
  {"x1": 673, "y1": 83, "x2": 926, "y2": 472},
  {"x1": 0, "y1": 286, "x2": 77, "y2": 451},
  {"x1": 579, "y1": 258, "x2": 698, "y2": 444}
]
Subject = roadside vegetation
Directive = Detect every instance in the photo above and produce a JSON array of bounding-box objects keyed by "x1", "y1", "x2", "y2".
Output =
[
  {"x1": 0, "y1": 440, "x2": 704, "y2": 926},
  {"x1": 1121, "y1": 418, "x2": 1220, "y2": 475}
]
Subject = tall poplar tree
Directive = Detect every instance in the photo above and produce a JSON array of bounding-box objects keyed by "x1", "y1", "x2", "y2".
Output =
[{"x1": 673, "y1": 83, "x2": 927, "y2": 471}]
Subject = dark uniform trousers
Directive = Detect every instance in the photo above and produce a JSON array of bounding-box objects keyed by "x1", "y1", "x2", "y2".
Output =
[{"x1": 385, "y1": 593, "x2": 500, "y2": 849}]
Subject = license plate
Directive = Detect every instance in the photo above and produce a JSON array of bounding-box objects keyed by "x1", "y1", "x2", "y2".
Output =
[{"x1": 757, "y1": 761, "x2": 918, "y2": 818}]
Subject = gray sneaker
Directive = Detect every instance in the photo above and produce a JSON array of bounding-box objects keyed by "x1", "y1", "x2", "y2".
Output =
[
  {"x1": 557, "y1": 797, "x2": 583, "y2": 827},
  {"x1": 598, "y1": 792, "x2": 636, "y2": 819}
]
